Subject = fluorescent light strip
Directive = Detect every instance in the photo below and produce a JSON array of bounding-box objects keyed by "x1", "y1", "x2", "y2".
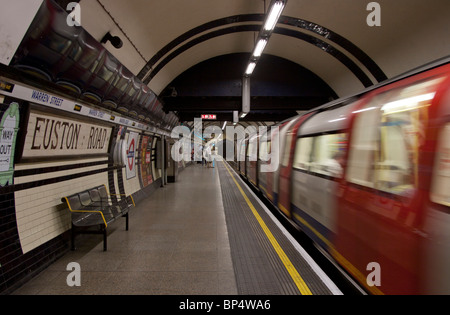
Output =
[
  {"x1": 253, "y1": 39, "x2": 267, "y2": 57},
  {"x1": 245, "y1": 62, "x2": 256, "y2": 75},
  {"x1": 264, "y1": 1, "x2": 285, "y2": 31}
]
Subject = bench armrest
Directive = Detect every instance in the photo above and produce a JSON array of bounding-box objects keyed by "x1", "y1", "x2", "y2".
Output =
[{"x1": 62, "y1": 197, "x2": 109, "y2": 227}]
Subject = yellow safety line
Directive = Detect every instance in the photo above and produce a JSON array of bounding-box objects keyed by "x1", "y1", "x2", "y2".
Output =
[{"x1": 222, "y1": 162, "x2": 313, "y2": 295}]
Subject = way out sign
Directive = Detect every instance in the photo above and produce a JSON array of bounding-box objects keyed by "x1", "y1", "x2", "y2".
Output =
[{"x1": 0, "y1": 102, "x2": 19, "y2": 187}]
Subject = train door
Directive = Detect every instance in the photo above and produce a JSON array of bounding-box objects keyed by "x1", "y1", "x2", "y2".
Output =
[
  {"x1": 246, "y1": 133, "x2": 259, "y2": 187},
  {"x1": 272, "y1": 120, "x2": 296, "y2": 206},
  {"x1": 238, "y1": 137, "x2": 247, "y2": 176},
  {"x1": 258, "y1": 129, "x2": 271, "y2": 198},
  {"x1": 278, "y1": 116, "x2": 308, "y2": 218},
  {"x1": 427, "y1": 119, "x2": 450, "y2": 294},
  {"x1": 265, "y1": 124, "x2": 282, "y2": 202},
  {"x1": 290, "y1": 105, "x2": 353, "y2": 250}
]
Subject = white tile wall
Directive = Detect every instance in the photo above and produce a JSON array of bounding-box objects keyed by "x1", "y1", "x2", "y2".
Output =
[{"x1": 14, "y1": 158, "x2": 109, "y2": 254}]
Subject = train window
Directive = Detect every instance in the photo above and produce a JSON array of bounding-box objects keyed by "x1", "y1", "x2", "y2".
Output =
[
  {"x1": 293, "y1": 137, "x2": 313, "y2": 171},
  {"x1": 431, "y1": 123, "x2": 450, "y2": 207},
  {"x1": 259, "y1": 140, "x2": 271, "y2": 161},
  {"x1": 347, "y1": 94, "x2": 384, "y2": 188},
  {"x1": 378, "y1": 78, "x2": 444, "y2": 195},
  {"x1": 348, "y1": 76, "x2": 443, "y2": 194},
  {"x1": 310, "y1": 133, "x2": 347, "y2": 178}
]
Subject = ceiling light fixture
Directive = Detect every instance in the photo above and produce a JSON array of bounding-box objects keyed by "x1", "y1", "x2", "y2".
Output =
[
  {"x1": 243, "y1": 0, "x2": 287, "y2": 78},
  {"x1": 253, "y1": 39, "x2": 268, "y2": 58},
  {"x1": 264, "y1": 1, "x2": 285, "y2": 31},
  {"x1": 242, "y1": 0, "x2": 287, "y2": 122},
  {"x1": 245, "y1": 62, "x2": 257, "y2": 76}
]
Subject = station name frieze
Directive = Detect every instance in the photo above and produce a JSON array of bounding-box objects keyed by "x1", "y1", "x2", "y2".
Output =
[
  {"x1": 31, "y1": 90, "x2": 64, "y2": 107},
  {"x1": 23, "y1": 111, "x2": 112, "y2": 158}
]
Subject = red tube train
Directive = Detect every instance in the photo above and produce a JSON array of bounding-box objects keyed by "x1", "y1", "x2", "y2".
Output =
[{"x1": 237, "y1": 58, "x2": 450, "y2": 294}]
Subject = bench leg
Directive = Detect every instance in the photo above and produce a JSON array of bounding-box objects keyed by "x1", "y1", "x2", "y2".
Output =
[
  {"x1": 71, "y1": 225, "x2": 76, "y2": 251},
  {"x1": 125, "y1": 213, "x2": 129, "y2": 231},
  {"x1": 102, "y1": 227, "x2": 107, "y2": 251}
]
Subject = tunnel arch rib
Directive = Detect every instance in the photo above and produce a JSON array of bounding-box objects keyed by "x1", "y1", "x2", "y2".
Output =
[{"x1": 138, "y1": 14, "x2": 387, "y2": 88}]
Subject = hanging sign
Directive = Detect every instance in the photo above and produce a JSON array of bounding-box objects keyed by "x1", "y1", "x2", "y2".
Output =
[
  {"x1": 201, "y1": 114, "x2": 217, "y2": 120},
  {"x1": 140, "y1": 135, "x2": 153, "y2": 187}
]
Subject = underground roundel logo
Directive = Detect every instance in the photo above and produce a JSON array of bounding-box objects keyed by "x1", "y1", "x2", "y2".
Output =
[{"x1": 127, "y1": 138, "x2": 135, "y2": 170}]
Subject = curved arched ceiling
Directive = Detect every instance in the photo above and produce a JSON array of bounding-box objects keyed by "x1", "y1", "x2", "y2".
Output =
[
  {"x1": 78, "y1": 0, "x2": 449, "y2": 120},
  {"x1": 161, "y1": 53, "x2": 337, "y2": 122}
]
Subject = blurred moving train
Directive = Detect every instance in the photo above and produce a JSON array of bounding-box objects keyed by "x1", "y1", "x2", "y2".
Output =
[
  {"x1": 237, "y1": 59, "x2": 450, "y2": 294},
  {"x1": 10, "y1": 0, "x2": 178, "y2": 130}
]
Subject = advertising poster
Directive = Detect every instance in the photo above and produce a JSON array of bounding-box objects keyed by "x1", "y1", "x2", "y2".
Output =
[
  {"x1": 0, "y1": 102, "x2": 19, "y2": 187},
  {"x1": 141, "y1": 135, "x2": 153, "y2": 187}
]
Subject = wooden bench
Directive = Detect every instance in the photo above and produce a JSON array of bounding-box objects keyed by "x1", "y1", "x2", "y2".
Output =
[{"x1": 61, "y1": 185, "x2": 135, "y2": 251}]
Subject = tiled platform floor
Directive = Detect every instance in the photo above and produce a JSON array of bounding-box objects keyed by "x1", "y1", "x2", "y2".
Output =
[{"x1": 13, "y1": 164, "x2": 237, "y2": 295}]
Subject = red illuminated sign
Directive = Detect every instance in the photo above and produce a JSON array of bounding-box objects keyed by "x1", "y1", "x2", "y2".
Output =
[{"x1": 201, "y1": 114, "x2": 217, "y2": 120}]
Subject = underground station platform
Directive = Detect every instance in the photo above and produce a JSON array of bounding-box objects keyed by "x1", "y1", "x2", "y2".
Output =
[{"x1": 12, "y1": 162, "x2": 342, "y2": 296}]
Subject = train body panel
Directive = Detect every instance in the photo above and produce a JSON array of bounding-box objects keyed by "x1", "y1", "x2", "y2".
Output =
[
  {"x1": 270, "y1": 119, "x2": 297, "y2": 206},
  {"x1": 422, "y1": 73, "x2": 450, "y2": 294},
  {"x1": 290, "y1": 104, "x2": 357, "y2": 249},
  {"x1": 278, "y1": 115, "x2": 310, "y2": 218}
]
